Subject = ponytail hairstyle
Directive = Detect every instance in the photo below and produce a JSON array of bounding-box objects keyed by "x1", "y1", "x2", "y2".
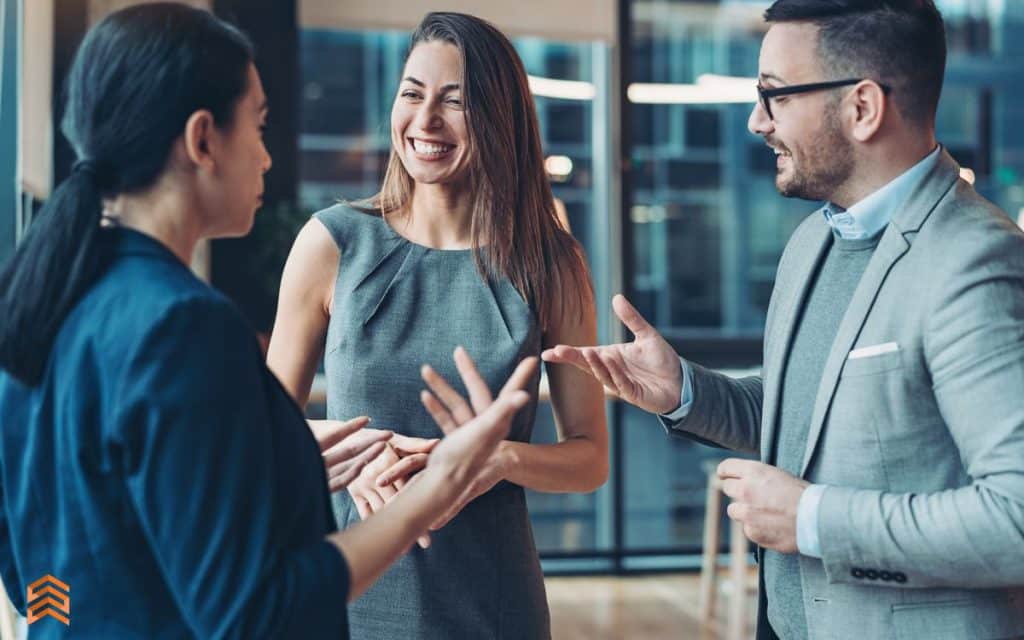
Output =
[{"x1": 0, "y1": 3, "x2": 253, "y2": 386}]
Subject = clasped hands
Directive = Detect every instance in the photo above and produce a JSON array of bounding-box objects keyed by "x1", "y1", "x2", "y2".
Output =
[
  {"x1": 540, "y1": 293, "x2": 807, "y2": 554},
  {"x1": 313, "y1": 347, "x2": 535, "y2": 548}
]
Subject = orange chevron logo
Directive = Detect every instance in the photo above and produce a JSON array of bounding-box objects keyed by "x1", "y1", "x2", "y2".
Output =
[{"x1": 26, "y1": 574, "x2": 70, "y2": 626}]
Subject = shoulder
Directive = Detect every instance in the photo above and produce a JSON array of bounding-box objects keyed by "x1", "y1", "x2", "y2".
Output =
[
  {"x1": 311, "y1": 202, "x2": 386, "y2": 252},
  {"x1": 918, "y1": 182, "x2": 1024, "y2": 272}
]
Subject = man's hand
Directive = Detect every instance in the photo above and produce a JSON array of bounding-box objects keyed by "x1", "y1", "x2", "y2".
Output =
[
  {"x1": 541, "y1": 294, "x2": 682, "y2": 414},
  {"x1": 717, "y1": 458, "x2": 809, "y2": 554}
]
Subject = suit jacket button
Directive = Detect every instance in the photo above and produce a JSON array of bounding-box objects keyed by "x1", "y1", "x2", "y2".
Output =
[
  {"x1": 865, "y1": 569, "x2": 879, "y2": 580},
  {"x1": 851, "y1": 568, "x2": 865, "y2": 579},
  {"x1": 894, "y1": 572, "x2": 908, "y2": 583},
  {"x1": 879, "y1": 571, "x2": 893, "y2": 582}
]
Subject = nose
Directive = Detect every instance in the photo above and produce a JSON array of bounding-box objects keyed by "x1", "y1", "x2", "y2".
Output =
[
  {"x1": 262, "y1": 143, "x2": 272, "y2": 174},
  {"x1": 413, "y1": 100, "x2": 444, "y2": 132},
  {"x1": 748, "y1": 99, "x2": 774, "y2": 137}
]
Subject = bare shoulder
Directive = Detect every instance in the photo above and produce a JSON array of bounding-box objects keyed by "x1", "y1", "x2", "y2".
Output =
[{"x1": 280, "y1": 217, "x2": 341, "y2": 315}]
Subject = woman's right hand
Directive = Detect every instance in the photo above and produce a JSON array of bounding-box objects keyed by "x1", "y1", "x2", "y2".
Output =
[
  {"x1": 308, "y1": 417, "x2": 393, "y2": 493},
  {"x1": 347, "y1": 443, "x2": 402, "y2": 519}
]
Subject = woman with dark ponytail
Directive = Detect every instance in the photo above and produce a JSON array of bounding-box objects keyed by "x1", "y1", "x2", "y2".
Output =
[{"x1": 0, "y1": 4, "x2": 535, "y2": 637}]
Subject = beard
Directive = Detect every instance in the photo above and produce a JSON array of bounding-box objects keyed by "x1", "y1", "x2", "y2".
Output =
[{"x1": 773, "y1": 102, "x2": 854, "y2": 202}]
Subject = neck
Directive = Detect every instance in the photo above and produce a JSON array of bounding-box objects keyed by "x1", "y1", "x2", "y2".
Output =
[
  {"x1": 831, "y1": 130, "x2": 938, "y2": 209},
  {"x1": 104, "y1": 182, "x2": 202, "y2": 265},
  {"x1": 393, "y1": 181, "x2": 475, "y2": 249}
]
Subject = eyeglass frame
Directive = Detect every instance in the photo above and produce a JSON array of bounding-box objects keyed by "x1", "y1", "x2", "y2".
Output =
[{"x1": 756, "y1": 78, "x2": 892, "y2": 121}]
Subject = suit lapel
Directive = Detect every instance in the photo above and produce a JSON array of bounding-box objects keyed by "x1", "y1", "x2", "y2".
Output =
[
  {"x1": 796, "y1": 149, "x2": 961, "y2": 477},
  {"x1": 760, "y1": 220, "x2": 831, "y2": 463},
  {"x1": 798, "y1": 228, "x2": 909, "y2": 476}
]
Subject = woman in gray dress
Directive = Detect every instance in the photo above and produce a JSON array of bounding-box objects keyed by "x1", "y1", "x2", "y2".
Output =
[{"x1": 268, "y1": 12, "x2": 608, "y2": 639}]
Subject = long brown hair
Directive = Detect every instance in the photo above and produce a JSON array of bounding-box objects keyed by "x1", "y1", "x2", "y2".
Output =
[{"x1": 360, "y1": 11, "x2": 591, "y2": 332}]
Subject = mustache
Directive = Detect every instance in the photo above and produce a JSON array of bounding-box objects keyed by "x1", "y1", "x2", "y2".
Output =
[{"x1": 764, "y1": 137, "x2": 790, "y2": 153}]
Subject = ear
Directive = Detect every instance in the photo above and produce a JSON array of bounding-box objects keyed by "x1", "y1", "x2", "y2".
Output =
[
  {"x1": 847, "y1": 81, "x2": 887, "y2": 143},
  {"x1": 182, "y1": 109, "x2": 218, "y2": 171}
]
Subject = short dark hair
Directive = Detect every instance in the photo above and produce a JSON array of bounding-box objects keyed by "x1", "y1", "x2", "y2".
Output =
[{"x1": 764, "y1": 0, "x2": 946, "y2": 128}]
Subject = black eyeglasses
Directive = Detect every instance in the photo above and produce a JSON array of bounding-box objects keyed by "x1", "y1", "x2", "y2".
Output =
[{"x1": 756, "y1": 78, "x2": 892, "y2": 120}]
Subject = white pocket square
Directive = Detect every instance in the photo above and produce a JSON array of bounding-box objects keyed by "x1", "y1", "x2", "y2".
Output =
[{"x1": 848, "y1": 342, "x2": 899, "y2": 360}]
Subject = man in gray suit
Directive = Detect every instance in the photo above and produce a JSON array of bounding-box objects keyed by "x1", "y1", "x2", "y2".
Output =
[{"x1": 543, "y1": 1, "x2": 1024, "y2": 638}]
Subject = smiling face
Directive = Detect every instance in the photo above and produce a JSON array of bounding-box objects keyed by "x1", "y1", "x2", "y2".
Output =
[
  {"x1": 390, "y1": 40, "x2": 473, "y2": 187},
  {"x1": 747, "y1": 23, "x2": 854, "y2": 202}
]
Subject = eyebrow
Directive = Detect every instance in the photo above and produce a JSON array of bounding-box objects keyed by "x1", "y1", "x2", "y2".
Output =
[
  {"x1": 402, "y1": 76, "x2": 461, "y2": 92},
  {"x1": 759, "y1": 72, "x2": 788, "y2": 85}
]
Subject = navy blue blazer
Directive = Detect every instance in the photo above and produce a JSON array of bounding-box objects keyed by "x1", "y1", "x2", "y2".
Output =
[{"x1": 0, "y1": 228, "x2": 349, "y2": 638}]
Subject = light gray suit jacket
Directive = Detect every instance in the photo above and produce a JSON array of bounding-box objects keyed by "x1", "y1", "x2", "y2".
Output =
[{"x1": 665, "y1": 149, "x2": 1024, "y2": 640}]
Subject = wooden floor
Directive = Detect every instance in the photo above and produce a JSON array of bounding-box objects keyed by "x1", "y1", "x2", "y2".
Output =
[{"x1": 546, "y1": 571, "x2": 757, "y2": 639}]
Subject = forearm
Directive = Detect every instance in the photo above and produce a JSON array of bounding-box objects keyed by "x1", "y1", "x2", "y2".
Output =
[
  {"x1": 501, "y1": 437, "x2": 608, "y2": 494},
  {"x1": 818, "y1": 481, "x2": 1024, "y2": 588},
  {"x1": 328, "y1": 470, "x2": 453, "y2": 600},
  {"x1": 665, "y1": 361, "x2": 762, "y2": 454}
]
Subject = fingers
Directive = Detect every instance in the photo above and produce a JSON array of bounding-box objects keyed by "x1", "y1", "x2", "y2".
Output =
[
  {"x1": 422, "y1": 389, "x2": 459, "y2": 434},
  {"x1": 363, "y1": 488, "x2": 385, "y2": 513},
  {"x1": 468, "y1": 390, "x2": 529, "y2": 445},
  {"x1": 417, "y1": 533, "x2": 431, "y2": 549},
  {"x1": 322, "y1": 428, "x2": 393, "y2": 468},
  {"x1": 453, "y1": 346, "x2": 493, "y2": 414},
  {"x1": 498, "y1": 356, "x2": 539, "y2": 398},
  {"x1": 612, "y1": 294, "x2": 657, "y2": 340},
  {"x1": 421, "y1": 364, "x2": 475, "y2": 424},
  {"x1": 352, "y1": 497, "x2": 370, "y2": 521},
  {"x1": 716, "y1": 458, "x2": 761, "y2": 480},
  {"x1": 376, "y1": 453, "x2": 429, "y2": 487},
  {"x1": 540, "y1": 345, "x2": 589, "y2": 369},
  {"x1": 719, "y1": 477, "x2": 745, "y2": 502},
  {"x1": 313, "y1": 416, "x2": 373, "y2": 453},
  {"x1": 601, "y1": 353, "x2": 633, "y2": 393},
  {"x1": 580, "y1": 348, "x2": 617, "y2": 391},
  {"x1": 389, "y1": 433, "x2": 440, "y2": 455},
  {"x1": 326, "y1": 441, "x2": 388, "y2": 492}
]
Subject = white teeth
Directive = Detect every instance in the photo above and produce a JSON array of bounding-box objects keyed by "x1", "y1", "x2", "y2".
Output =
[{"x1": 412, "y1": 139, "x2": 452, "y2": 155}]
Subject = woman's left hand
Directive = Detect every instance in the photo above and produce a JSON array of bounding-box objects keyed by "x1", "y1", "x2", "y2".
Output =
[{"x1": 417, "y1": 346, "x2": 526, "y2": 529}]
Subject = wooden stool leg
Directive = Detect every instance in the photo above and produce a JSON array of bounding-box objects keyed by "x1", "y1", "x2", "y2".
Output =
[
  {"x1": 698, "y1": 473, "x2": 722, "y2": 624},
  {"x1": 727, "y1": 516, "x2": 747, "y2": 640}
]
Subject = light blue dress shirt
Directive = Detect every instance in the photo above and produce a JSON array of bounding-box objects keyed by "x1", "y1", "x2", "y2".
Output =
[{"x1": 661, "y1": 146, "x2": 942, "y2": 557}]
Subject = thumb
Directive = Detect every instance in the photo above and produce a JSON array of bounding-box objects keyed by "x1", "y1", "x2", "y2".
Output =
[{"x1": 612, "y1": 294, "x2": 657, "y2": 340}]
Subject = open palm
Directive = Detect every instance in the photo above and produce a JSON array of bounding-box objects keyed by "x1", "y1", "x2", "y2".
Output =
[{"x1": 541, "y1": 294, "x2": 682, "y2": 415}]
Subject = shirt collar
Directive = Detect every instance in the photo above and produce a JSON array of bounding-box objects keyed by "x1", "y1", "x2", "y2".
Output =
[{"x1": 822, "y1": 145, "x2": 942, "y2": 240}]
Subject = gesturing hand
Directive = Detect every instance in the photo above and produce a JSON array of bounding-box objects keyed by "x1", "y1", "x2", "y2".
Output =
[
  {"x1": 417, "y1": 348, "x2": 538, "y2": 530},
  {"x1": 541, "y1": 294, "x2": 682, "y2": 415},
  {"x1": 308, "y1": 417, "x2": 392, "y2": 493}
]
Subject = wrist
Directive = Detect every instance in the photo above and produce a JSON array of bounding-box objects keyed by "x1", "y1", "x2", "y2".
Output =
[{"x1": 496, "y1": 441, "x2": 518, "y2": 481}]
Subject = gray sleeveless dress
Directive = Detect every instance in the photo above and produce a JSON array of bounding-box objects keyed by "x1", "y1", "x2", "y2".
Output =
[{"x1": 314, "y1": 204, "x2": 550, "y2": 639}]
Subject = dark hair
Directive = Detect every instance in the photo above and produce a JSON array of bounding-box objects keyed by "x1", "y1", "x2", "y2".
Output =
[
  {"x1": 764, "y1": 0, "x2": 946, "y2": 128},
  {"x1": 368, "y1": 12, "x2": 592, "y2": 332},
  {"x1": 0, "y1": 3, "x2": 253, "y2": 386}
]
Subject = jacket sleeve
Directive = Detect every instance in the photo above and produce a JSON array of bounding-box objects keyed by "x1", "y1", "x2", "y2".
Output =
[
  {"x1": 659, "y1": 360, "x2": 763, "y2": 455},
  {"x1": 114, "y1": 296, "x2": 350, "y2": 638},
  {"x1": 818, "y1": 225, "x2": 1024, "y2": 588}
]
